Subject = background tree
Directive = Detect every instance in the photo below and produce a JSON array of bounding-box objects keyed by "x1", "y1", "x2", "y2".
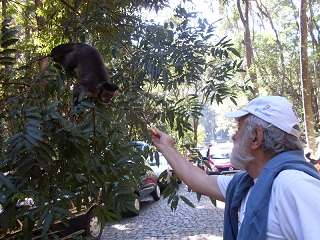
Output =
[
  {"x1": 300, "y1": 0, "x2": 317, "y2": 157},
  {"x1": 308, "y1": 0, "x2": 320, "y2": 133},
  {"x1": 216, "y1": 0, "x2": 319, "y2": 153},
  {"x1": 237, "y1": 0, "x2": 259, "y2": 96}
]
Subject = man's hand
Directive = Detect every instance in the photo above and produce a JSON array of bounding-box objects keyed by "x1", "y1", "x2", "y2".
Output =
[{"x1": 148, "y1": 127, "x2": 174, "y2": 153}]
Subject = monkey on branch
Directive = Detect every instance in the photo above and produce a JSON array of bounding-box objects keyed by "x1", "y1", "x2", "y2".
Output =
[{"x1": 51, "y1": 43, "x2": 119, "y2": 105}]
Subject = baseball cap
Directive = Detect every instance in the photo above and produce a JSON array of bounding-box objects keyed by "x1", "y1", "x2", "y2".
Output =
[{"x1": 225, "y1": 96, "x2": 301, "y2": 138}]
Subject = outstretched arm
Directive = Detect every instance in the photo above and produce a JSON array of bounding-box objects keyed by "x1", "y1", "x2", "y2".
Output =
[{"x1": 149, "y1": 127, "x2": 226, "y2": 202}]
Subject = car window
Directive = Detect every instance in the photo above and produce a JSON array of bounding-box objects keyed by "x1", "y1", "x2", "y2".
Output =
[{"x1": 211, "y1": 148, "x2": 231, "y2": 159}]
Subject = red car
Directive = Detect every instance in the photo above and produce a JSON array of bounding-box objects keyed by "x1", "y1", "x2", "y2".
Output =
[{"x1": 207, "y1": 145, "x2": 239, "y2": 175}]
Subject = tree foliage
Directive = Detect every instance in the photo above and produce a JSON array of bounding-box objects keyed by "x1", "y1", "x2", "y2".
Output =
[{"x1": 0, "y1": 0, "x2": 242, "y2": 237}]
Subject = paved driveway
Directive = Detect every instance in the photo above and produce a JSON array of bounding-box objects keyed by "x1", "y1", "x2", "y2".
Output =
[{"x1": 101, "y1": 183, "x2": 225, "y2": 239}]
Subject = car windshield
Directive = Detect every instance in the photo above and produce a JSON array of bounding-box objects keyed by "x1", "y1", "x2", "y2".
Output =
[{"x1": 210, "y1": 148, "x2": 231, "y2": 159}]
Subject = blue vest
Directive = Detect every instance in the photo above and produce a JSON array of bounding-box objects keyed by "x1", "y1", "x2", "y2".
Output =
[{"x1": 223, "y1": 150, "x2": 320, "y2": 240}]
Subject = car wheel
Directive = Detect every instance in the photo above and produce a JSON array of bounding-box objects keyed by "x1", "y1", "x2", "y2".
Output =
[
  {"x1": 85, "y1": 209, "x2": 102, "y2": 239},
  {"x1": 129, "y1": 197, "x2": 140, "y2": 216},
  {"x1": 152, "y1": 184, "x2": 161, "y2": 201},
  {"x1": 134, "y1": 198, "x2": 140, "y2": 211}
]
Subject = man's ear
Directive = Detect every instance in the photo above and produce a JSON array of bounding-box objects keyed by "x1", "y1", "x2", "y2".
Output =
[{"x1": 252, "y1": 127, "x2": 264, "y2": 149}]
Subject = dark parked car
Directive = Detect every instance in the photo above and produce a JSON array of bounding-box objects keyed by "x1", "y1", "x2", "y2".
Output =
[
  {"x1": 0, "y1": 198, "x2": 103, "y2": 239},
  {"x1": 102, "y1": 141, "x2": 161, "y2": 216}
]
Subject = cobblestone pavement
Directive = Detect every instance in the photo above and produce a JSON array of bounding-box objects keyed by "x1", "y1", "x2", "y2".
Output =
[{"x1": 101, "y1": 183, "x2": 225, "y2": 240}]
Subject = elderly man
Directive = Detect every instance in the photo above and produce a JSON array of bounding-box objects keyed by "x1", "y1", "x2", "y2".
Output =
[{"x1": 149, "y1": 96, "x2": 320, "y2": 240}]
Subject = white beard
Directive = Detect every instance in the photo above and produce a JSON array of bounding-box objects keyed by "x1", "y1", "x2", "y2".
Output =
[{"x1": 230, "y1": 138, "x2": 254, "y2": 170}]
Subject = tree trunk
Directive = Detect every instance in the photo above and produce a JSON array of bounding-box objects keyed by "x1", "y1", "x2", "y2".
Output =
[
  {"x1": 237, "y1": 0, "x2": 259, "y2": 96},
  {"x1": 300, "y1": 0, "x2": 317, "y2": 155},
  {"x1": 35, "y1": 0, "x2": 49, "y2": 75},
  {"x1": 2, "y1": 0, "x2": 7, "y2": 19},
  {"x1": 308, "y1": 1, "x2": 320, "y2": 133}
]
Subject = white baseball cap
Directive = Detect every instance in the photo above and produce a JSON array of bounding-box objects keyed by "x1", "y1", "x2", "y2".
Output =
[{"x1": 225, "y1": 96, "x2": 301, "y2": 138}]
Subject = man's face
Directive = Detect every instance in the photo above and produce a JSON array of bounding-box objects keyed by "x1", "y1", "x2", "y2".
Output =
[{"x1": 230, "y1": 116, "x2": 255, "y2": 170}]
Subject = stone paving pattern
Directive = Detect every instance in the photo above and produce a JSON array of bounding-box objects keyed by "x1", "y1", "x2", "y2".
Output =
[{"x1": 101, "y1": 183, "x2": 225, "y2": 239}]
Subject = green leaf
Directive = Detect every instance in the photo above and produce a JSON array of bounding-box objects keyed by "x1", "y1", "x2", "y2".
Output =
[
  {"x1": 0, "y1": 172, "x2": 16, "y2": 192},
  {"x1": 26, "y1": 125, "x2": 43, "y2": 140},
  {"x1": 39, "y1": 141, "x2": 56, "y2": 158},
  {"x1": 26, "y1": 118, "x2": 42, "y2": 127},
  {"x1": 53, "y1": 207, "x2": 75, "y2": 218},
  {"x1": 24, "y1": 133, "x2": 40, "y2": 147},
  {"x1": 2, "y1": 19, "x2": 12, "y2": 27},
  {"x1": 6, "y1": 132, "x2": 22, "y2": 145},
  {"x1": 96, "y1": 124, "x2": 109, "y2": 139},
  {"x1": 0, "y1": 56, "x2": 15, "y2": 63},
  {"x1": 196, "y1": 193, "x2": 202, "y2": 202},
  {"x1": 0, "y1": 49, "x2": 16, "y2": 55},
  {"x1": 1, "y1": 39, "x2": 18, "y2": 48},
  {"x1": 180, "y1": 195, "x2": 195, "y2": 208},
  {"x1": 154, "y1": 151, "x2": 159, "y2": 166},
  {"x1": 227, "y1": 47, "x2": 241, "y2": 57},
  {"x1": 215, "y1": 36, "x2": 227, "y2": 46},
  {"x1": 45, "y1": 101, "x2": 60, "y2": 112},
  {"x1": 37, "y1": 206, "x2": 49, "y2": 226},
  {"x1": 75, "y1": 173, "x2": 88, "y2": 183},
  {"x1": 104, "y1": 208, "x2": 118, "y2": 222},
  {"x1": 1, "y1": 28, "x2": 19, "y2": 41},
  {"x1": 230, "y1": 97, "x2": 237, "y2": 106},
  {"x1": 41, "y1": 212, "x2": 53, "y2": 237}
]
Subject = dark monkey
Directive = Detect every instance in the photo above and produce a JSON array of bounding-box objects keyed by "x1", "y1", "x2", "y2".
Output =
[{"x1": 51, "y1": 43, "x2": 119, "y2": 105}]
